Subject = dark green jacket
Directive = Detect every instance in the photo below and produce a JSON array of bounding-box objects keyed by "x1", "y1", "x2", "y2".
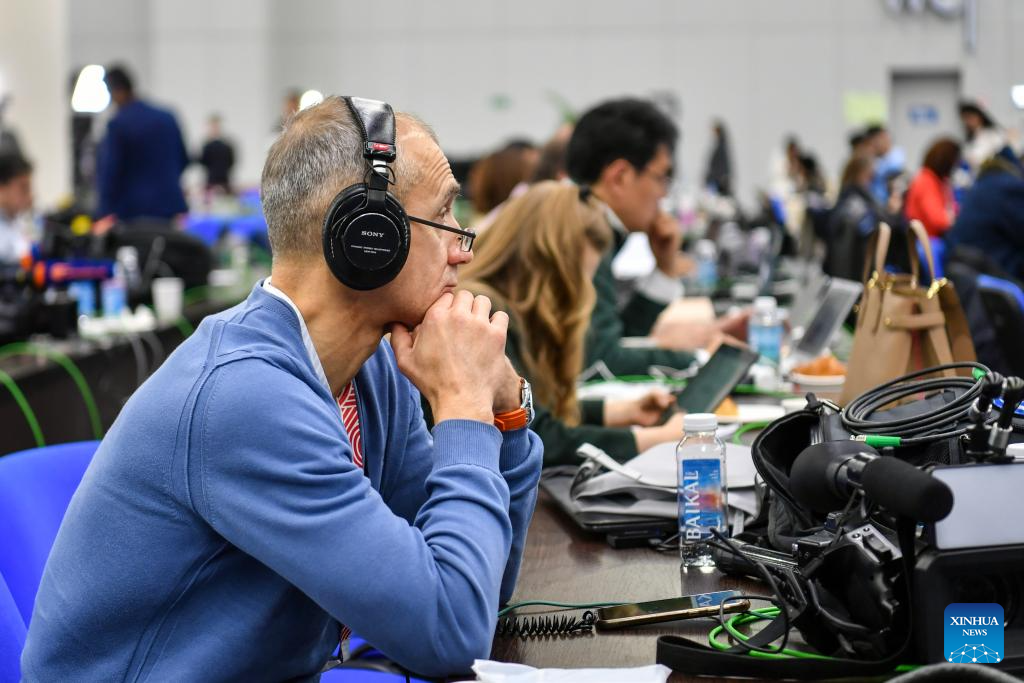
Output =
[
  {"x1": 505, "y1": 323, "x2": 637, "y2": 467},
  {"x1": 584, "y1": 230, "x2": 696, "y2": 375}
]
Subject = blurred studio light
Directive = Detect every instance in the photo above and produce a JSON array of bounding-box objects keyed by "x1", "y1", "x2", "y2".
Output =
[
  {"x1": 71, "y1": 65, "x2": 110, "y2": 113},
  {"x1": 1012, "y1": 85, "x2": 1024, "y2": 110},
  {"x1": 299, "y1": 89, "x2": 323, "y2": 110}
]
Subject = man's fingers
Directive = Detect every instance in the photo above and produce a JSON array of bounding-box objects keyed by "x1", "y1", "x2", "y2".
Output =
[
  {"x1": 424, "y1": 292, "x2": 455, "y2": 321},
  {"x1": 489, "y1": 310, "x2": 509, "y2": 333},
  {"x1": 452, "y1": 289, "x2": 475, "y2": 313},
  {"x1": 388, "y1": 323, "x2": 413, "y2": 358},
  {"x1": 472, "y1": 294, "x2": 492, "y2": 320}
]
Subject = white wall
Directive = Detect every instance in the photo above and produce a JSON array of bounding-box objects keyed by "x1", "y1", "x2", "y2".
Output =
[
  {"x1": 58, "y1": 0, "x2": 1024, "y2": 207},
  {"x1": 0, "y1": 0, "x2": 70, "y2": 208}
]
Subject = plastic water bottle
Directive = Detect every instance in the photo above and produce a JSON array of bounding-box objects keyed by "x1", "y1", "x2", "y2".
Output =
[
  {"x1": 116, "y1": 246, "x2": 141, "y2": 299},
  {"x1": 68, "y1": 281, "x2": 96, "y2": 318},
  {"x1": 694, "y1": 239, "x2": 718, "y2": 293},
  {"x1": 677, "y1": 413, "x2": 728, "y2": 569},
  {"x1": 748, "y1": 296, "x2": 783, "y2": 365},
  {"x1": 102, "y1": 263, "x2": 127, "y2": 319}
]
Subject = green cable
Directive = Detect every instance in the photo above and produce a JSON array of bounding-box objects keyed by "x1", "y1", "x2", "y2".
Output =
[
  {"x1": 854, "y1": 434, "x2": 902, "y2": 448},
  {"x1": 708, "y1": 606, "x2": 918, "y2": 672},
  {"x1": 733, "y1": 384, "x2": 798, "y2": 399},
  {"x1": 183, "y1": 285, "x2": 211, "y2": 306},
  {"x1": 0, "y1": 342, "x2": 103, "y2": 440},
  {"x1": 497, "y1": 599, "x2": 627, "y2": 618},
  {"x1": 0, "y1": 367, "x2": 45, "y2": 447},
  {"x1": 732, "y1": 421, "x2": 771, "y2": 445}
]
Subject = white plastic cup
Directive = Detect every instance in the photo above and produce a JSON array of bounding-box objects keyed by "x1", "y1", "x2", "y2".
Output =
[
  {"x1": 781, "y1": 397, "x2": 807, "y2": 414},
  {"x1": 152, "y1": 277, "x2": 184, "y2": 326}
]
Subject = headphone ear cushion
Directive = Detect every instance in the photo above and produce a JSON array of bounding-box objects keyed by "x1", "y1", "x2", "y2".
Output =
[{"x1": 322, "y1": 184, "x2": 410, "y2": 291}]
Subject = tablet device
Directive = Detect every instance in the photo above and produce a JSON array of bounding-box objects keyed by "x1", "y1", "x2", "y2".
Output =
[{"x1": 661, "y1": 344, "x2": 760, "y2": 423}]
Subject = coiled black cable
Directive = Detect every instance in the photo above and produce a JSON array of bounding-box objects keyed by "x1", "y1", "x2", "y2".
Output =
[
  {"x1": 841, "y1": 362, "x2": 992, "y2": 446},
  {"x1": 495, "y1": 611, "x2": 596, "y2": 638}
]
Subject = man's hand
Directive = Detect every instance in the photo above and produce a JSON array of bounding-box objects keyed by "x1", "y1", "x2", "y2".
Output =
[
  {"x1": 604, "y1": 390, "x2": 675, "y2": 427},
  {"x1": 390, "y1": 291, "x2": 509, "y2": 425},
  {"x1": 647, "y1": 211, "x2": 684, "y2": 276}
]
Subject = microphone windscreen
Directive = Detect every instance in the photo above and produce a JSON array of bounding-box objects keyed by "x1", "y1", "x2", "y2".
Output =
[
  {"x1": 861, "y1": 456, "x2": 953, "y2": 522},
  {"x1": 790, "y1": 444, "x2": 849, "y2": 513}
]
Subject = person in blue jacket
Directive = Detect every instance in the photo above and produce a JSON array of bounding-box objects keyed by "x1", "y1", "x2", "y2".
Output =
[
  {"x1": 948, "y1": 146, "x2": 1024, "y2": 281},
  {"x1": 96, "y1": 64, "x2": 189, "y2": 221},
  {"x1": 22, "y1": 96, "x2": 543, "y2": 680}
]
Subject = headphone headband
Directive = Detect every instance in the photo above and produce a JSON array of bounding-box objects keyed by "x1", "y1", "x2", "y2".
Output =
[{"x1": 344, "y1": 96, "x2": 397, "y2": 163}]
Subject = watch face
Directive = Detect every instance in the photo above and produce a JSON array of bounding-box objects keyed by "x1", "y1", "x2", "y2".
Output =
[{"x1": 521, "y1": 378, "x2": 535, "y2": 426}]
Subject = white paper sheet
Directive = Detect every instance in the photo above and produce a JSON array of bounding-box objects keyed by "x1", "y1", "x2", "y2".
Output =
[{"x1": 473, "y1": 660, "x2": 672, "y2": 683}]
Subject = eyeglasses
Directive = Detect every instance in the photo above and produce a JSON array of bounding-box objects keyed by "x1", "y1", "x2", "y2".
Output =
[
  {"x1": 408, "y1": 215, "x2": 476, "y2": 252},
  {"x1": 639, "y1": 165, "x2": 674, "y2": 188}
]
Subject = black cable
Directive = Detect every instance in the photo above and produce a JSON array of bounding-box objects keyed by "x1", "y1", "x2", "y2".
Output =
[
  {"x1": 841, "y1": 362, "x2": 992, "y2": 445},
  {"x1": 706, "y1": 528, "x2": 792, "y2": 655}
]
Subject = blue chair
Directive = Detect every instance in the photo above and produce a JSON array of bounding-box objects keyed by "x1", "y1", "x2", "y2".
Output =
[
  {"x1": 0, "y1": 442, "x2": 430, "y2": 680},
  {"x1": 184, "y1": 215, "x2": 228, "y2": 246},
  {"x1": 977, "y1": 275, "x2": 1024, "y2": 378},
  {"x1": 319, "y1": 637, "x2": 431, "y2": 682},
  {"x1": 0, "y1": 441, "x2": 99, "y2": 625},
  {"x1": 917, "y1": 237, "x2": 947, "y2": 280},
  {"x1": 0, "y1": 573, "x2": 26, "y2": 683}
]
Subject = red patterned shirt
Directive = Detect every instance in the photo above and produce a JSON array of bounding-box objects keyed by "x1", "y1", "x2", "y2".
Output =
[
  {"x1": 337, "y1": 380, "x2": 363, "y2": 654},
  {"x1": 337, "y1": 381, "x2": 363, "y2": 469}
]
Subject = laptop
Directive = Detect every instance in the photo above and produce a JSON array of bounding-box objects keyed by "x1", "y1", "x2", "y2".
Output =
[
  {"x1": 787, "y1": 277, "x2": 863, "y2": 366},
  {"x1": 539, "y1": 467, "x2": 676, "y2": 547}
]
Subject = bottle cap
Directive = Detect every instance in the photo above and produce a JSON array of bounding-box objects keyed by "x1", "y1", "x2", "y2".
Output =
[
  {"x1": 683, "y1": 413, "x2": 718, "y2": 433},
  {"x1": 753, "y1": 296, "x2": 777, "y2": 314}
]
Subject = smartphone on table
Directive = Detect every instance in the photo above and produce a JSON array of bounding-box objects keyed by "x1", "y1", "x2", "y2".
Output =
[{"x1": 595, "y1": 590, "x2": 750, "y2": 629}]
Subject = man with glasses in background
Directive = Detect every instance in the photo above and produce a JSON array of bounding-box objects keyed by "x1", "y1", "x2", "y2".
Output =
[
  {"x1": 23, "y1": 96, "x2": 542, "y2": 680},
  {"x1": 568, "y1": 98, "x2": 743, "y2": 375}
]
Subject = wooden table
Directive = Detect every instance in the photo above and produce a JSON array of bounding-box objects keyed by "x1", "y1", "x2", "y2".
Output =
[{"x1": 490, "y1": 489, "x2": 761, "y2": 682}]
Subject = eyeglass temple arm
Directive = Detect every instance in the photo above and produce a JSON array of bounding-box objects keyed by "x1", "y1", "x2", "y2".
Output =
[{"x1": 407, "y1": 214, "x2": 475, "y2": 239}]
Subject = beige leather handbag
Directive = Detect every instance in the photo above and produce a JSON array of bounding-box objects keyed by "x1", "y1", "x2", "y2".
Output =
[{"x1": 839, "y1": 220, "x2": 976, "y2": 406}]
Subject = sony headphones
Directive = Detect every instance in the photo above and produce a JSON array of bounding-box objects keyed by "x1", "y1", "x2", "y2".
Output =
[{"x1": 321, "y1": 96, "x2": 410, "y2": 290}]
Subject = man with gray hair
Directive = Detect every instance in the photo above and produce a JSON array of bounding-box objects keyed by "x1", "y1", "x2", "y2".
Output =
[{"x1": 23, "y1": 96, "x2": 542, "y2": 680}]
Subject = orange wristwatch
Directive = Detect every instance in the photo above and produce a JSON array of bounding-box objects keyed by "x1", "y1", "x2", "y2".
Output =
[{"x1": 493, "y1": 377, "x2": 534, "y2": 432}]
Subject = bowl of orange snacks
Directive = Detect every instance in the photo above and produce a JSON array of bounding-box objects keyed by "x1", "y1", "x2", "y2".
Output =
[{"x1": 790, "y1": 355, "x2": 847, "y2": 387}]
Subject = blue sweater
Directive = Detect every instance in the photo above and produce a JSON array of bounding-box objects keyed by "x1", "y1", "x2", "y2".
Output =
[
  {"x1": 22, "y1": 283, "x2": 542, "y2": 681},
  {"x1": 97, "y1": 99, "x2": 189, "y2": 220}
]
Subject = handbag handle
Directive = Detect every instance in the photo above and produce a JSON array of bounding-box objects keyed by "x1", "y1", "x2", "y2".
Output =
[
  {"x1": 905, "y1": 219, "x2": 938, "y2": 290},
  {"x1": 861, "y1": 221, "x2": 892, "y2": 286},
  {"x1": 863, "y1": 220, "x2": 938, "y2": 291}
]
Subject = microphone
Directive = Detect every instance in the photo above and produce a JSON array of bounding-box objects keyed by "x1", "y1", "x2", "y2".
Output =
[
  {"x1": 790, "y1": 441, "x2": 953, "y2": 522},
  {"x1": 989, "y1": 377, "x2": 1024, "y2": 459},
  {"x1": 966, "y1": 372, "x2": 1003, "y2": 459}
]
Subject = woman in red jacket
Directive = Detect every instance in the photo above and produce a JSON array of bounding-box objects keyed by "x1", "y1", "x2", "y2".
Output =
[{"x1": 904, "y1": 137, "x2": 961, "y2": 237}]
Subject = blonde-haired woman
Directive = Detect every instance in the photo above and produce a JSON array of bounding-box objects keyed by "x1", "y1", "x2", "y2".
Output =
[{"x1": 460, "y1": 181, "x2": 685, "y2": 465}]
